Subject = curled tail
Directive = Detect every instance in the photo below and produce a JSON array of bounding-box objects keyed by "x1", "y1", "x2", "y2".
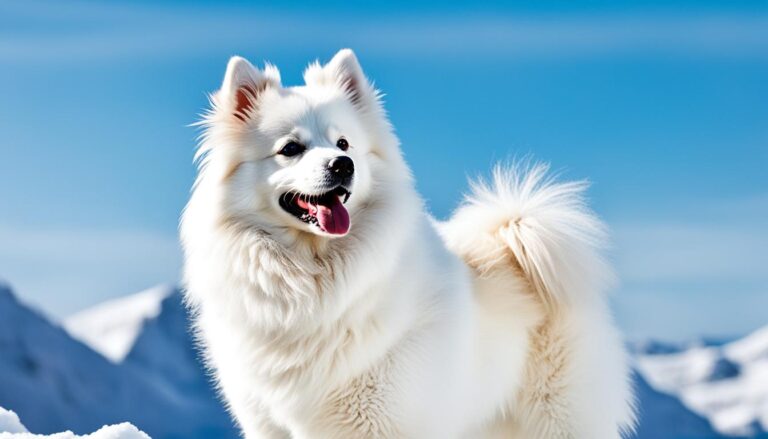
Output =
[
  {"x1": 442, "y1": 163, "x2": 636, "y2": 437},
  {"x1": 441, "y1": 163, "x2": 613, "y2": 307}
]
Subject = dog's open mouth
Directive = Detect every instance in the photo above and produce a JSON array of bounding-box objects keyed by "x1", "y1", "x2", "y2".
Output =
[{"x1": 279, "y1": 186, "x2": 351, "y2": 235}]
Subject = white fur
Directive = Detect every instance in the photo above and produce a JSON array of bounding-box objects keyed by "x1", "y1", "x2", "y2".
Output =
[{"x1": 181, "y1": 49, "x2": 635, "y2": 439}]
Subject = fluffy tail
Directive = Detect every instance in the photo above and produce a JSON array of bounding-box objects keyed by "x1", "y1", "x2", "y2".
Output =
[{"x1": 440, "y1": 163, "x2": 613, "y2": 307}]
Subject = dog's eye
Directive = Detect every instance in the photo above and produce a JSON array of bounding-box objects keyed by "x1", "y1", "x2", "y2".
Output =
[
  {"x1": 278, "y1": 141, "x2": 306, "y2": 157},
  {"x1": 336, "y1": 138, "x2": 349, "y2": 151}
]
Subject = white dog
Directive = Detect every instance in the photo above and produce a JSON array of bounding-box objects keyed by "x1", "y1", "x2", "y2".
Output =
[{"x1": 181, "y1": 49, "x2": 635, "y2": 439}]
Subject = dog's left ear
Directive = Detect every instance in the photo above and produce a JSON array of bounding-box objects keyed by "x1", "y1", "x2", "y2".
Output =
[{"x1": 305, "y1": 49, "x2": 379, "y2": 111}]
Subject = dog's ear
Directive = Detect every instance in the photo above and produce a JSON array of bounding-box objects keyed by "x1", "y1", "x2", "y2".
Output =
[
  {"x1": 305, "y1": 49, "x2": 378, "y2": 111},
  {"x1": 220, "y1": 56, "x2": 281, "y2": 122}
]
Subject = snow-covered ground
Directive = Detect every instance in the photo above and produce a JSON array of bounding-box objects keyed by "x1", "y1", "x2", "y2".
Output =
[{"x1": 0, "y1": 407, "x2": 149, "y2": 439}]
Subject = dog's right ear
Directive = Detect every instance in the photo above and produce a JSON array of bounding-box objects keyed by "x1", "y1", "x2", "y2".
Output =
[{"x1": 220, "y1": 56, "x2": 281, "y2": 122}]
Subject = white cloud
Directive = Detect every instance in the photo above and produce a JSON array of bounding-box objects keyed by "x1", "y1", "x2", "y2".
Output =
[
  {"x1": 0, "y1": 223, "x2": 181, "y2": 320},
  {"x1": 612, "y1": 193, "x2": 768, "y2": 285},
  {"x1": 613, "y1": 222, "x2": 768, "y2": 284},
  {"x1": 613, "y1": 287, "x2": 768, "y2": 340},
  {"x1": 610, "y1": 194, "x2": 768, "y2": 339}
]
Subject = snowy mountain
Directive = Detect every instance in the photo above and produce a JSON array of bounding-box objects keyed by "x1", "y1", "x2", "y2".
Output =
[
  {"x1": 64, "y1": 285, "x2": 174, "y2": 363},
  {"x1": 65, "y1": 285, "x2": 235, "y2": 436},
  {"x1": 3, "y1": 279, "x2": 767, "y2": 439},
  {"x1": 0, "y1": 283, "x2": 236, "y2": 439},
  {"x1": 64, "y1": 284, "x2": 218, "y2": 397},
  {"x1": 119, "y1": 288, "x2": 237, "y2": 437},
  {"x1": 635, "y1": 326, "x2": 768, "y2": 437}
]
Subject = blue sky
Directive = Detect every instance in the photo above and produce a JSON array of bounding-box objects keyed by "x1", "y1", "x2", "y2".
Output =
[{"x1": 1, "y1": 0, "x2": 766, "y2": 340}]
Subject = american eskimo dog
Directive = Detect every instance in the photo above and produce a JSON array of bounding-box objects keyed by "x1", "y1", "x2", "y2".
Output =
[{"x1": 181, "y1": 49, "x2": 635, "y2": 438}]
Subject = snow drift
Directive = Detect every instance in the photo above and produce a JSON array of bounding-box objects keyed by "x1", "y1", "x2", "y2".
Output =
[{"x1": 0, "y1": 406, "x2": 149, "y2": 438}]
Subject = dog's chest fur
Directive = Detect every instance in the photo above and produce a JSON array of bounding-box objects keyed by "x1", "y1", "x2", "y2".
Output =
[{"x1": 186, "y1": 206, "x2": 442, "y2": 435}]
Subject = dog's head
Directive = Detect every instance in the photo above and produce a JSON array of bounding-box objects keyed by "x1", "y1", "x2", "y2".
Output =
[{"x1": 198, "y1": 49, "x2": 398, "y2": 239}]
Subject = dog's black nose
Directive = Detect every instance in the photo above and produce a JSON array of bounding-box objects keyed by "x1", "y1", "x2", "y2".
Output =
[{"x1": 328, "y1": 156, "x2": 354, "y2": 179}]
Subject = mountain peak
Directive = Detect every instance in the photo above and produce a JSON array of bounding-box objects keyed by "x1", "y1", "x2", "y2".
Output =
[{"x1": 64, "y1": 284, "x2": 178, "y2": 363}]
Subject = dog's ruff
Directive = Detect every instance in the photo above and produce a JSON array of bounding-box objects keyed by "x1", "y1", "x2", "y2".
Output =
[{"x1": 181, "y1": 49, "x2": 635, "y2": 439}]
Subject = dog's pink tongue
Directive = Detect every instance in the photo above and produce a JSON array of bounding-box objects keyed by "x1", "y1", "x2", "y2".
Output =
[{"x1": 315, "y1": 197, "x2": 350, "y2": 235}]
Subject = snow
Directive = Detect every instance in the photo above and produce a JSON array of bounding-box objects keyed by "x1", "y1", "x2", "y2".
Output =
[
  {"x1": 635, "y1": 324, "x2": 768, "y2": 437},
  {"x1": 725, "y1": 325, "x2": 768, "y2": 364},
  {"x1": 636, "y1": 346, "x2": 721, "y2": 392},
  {"x1": 0, "y1": 407, "x2": 149, "y2": 438},
  {"x1": 64, "y1": 285, "x2": 174, "y2": 363},
  {"x1": 0, "y1": 408, "x2": 27, "y2": 433}
]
